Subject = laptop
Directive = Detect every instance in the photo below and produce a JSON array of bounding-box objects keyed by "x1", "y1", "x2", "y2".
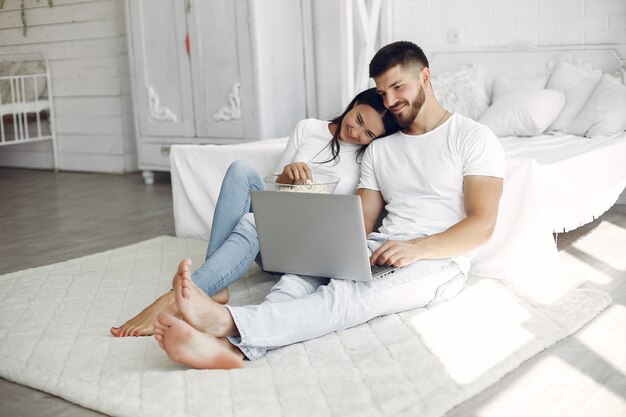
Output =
[{"x1": 250, "y1": 190, "x2": 402, "y2": 281}]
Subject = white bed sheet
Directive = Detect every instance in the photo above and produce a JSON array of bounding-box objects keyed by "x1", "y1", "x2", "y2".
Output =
[
  {"x1": 471, "y1": 132, "x2": 626, "y2": 285},
  {"x1": 171, "y1": 137, "x2": 288, "y2": 240},
  {"x1": 500, "y1": 132, "x2": 626, "y2": 233}
]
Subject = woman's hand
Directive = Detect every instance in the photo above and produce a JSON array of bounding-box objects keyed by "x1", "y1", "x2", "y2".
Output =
[{"x1": 276, "y1": 162, "x2": 313, "y2": 184}]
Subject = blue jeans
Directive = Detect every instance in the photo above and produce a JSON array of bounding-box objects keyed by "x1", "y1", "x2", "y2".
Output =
[{"x1": 191, "y1": 161, "x2": 265, "y2": 295}]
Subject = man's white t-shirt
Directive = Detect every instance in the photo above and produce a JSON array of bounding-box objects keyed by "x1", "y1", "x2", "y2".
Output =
[
  {"x1": 358, "y1": 113, "x2": 505, "y2": 274},
  {"x1": 274, "y1": 118, "x2": 365, "y2": 195}
]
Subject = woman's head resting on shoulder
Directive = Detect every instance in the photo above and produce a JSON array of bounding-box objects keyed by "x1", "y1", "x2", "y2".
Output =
[
  {"x1": 332, "y1": 87, "x2": 401, "y2": 146},
  {"x1": 318, "y1": 88, "x2": 401, "y2": 165}
]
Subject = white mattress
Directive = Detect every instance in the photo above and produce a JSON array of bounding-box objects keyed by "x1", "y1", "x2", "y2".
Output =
[{"x1": 0, "y1": 98, "x2": 49, "y2": 115}]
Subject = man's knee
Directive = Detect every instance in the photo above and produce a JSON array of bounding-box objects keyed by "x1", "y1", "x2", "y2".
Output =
[
  {"x1": 265, "y1": 274, "x2": 310, "y2": 302},
  {"x1": 323, "y1": 280, "x2": 356, "y2": 318}
]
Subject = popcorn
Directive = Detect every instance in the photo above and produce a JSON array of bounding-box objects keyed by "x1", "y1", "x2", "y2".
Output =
[
  {"x1": 264, "y1": 174, "x2": 339, "y2": 194},
  {"x1": 278, "y1": 180, "x2": 333, "y2": 193}
]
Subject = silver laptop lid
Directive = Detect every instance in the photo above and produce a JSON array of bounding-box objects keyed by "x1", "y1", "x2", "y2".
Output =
[{"x1": 251, "y1": 191, "x2": 374, "y2": 281}]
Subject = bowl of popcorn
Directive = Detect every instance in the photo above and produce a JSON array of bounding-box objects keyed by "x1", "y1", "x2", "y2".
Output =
[{"x1": 263, "y1": 174, "x2": 340, "y2": 194}]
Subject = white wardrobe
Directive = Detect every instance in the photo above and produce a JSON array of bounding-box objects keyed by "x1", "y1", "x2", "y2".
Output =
[{"x1": 125, "y1": 0, "x2": 311, "y2": 184}]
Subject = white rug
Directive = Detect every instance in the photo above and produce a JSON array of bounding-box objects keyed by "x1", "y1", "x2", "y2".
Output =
[{"x1": 0, "y1": 236, "x2": 611, "y2": 417}]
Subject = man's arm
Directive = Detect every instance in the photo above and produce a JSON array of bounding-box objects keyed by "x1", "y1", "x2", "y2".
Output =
[
  {"x1": 357, "y1": 188, "x2": 386, "y2": 235},
  {"x1": 370, "y1": 175, "x2": 503, "y2": 267}
]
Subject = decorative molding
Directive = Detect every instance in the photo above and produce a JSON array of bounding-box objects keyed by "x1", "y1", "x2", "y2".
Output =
[
  {"x1": 212, "y1": 82, "x2": 242, "y2": 122},
  {"x1": 146, "y1": 86, "x2": 178, "y2": 122}
]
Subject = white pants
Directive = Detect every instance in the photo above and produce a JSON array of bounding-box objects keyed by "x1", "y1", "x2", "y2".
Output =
[{"x1": 227, "y1": 256, "x2": 466, "y2": 360}]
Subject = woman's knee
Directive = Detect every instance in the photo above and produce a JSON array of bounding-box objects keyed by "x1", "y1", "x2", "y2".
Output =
[{"x1": 225, "y1": 161, "x2": 263, "y2": 187}]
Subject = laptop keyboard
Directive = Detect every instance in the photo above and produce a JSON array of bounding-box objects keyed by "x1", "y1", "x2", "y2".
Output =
[{"x1": 370, "y1": 264, "x2": 403, "y2": 279}]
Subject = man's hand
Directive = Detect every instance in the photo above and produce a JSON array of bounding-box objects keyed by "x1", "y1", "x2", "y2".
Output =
[
  {"x1": 277, "y1": 162, "x2": 313, "y2": 184},
  {"x1": 369, "y1": 238, "x2": 426, "y2": 267}
]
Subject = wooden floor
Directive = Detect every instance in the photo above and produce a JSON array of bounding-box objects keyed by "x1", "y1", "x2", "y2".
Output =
[
  {"x1": 0, "y1": 168, "x2": 174, "y2": 274},
  {"x1": 0, "y1": 167, "x2": 624, "y2": 417},
  {"x1": 0, "y1": 168, "x2": 174, "y2": 417}
]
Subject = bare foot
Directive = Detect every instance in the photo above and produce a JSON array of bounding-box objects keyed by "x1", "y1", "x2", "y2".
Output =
[
  {"x1": 153, "y1": 313, "x2": 243, "y2": 369},
  {"x1": 111, "y1": 258, "x2": 192, "y2": 337},
  {"x1": 173, "y1": 261, "x2": 237, "y2": 338},
  {"x1": 111, "y1": 290, "x2": 177, "y2": 337}
]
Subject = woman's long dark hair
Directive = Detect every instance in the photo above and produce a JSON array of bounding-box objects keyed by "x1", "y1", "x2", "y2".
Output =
[{"x1": 314, "y1": 87, "x2": 401, "y2": 165}]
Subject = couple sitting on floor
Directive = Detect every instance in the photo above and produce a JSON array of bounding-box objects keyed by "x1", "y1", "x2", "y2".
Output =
[{"x1": 111, "y1": 40, "x2": 505, "y2": 370}]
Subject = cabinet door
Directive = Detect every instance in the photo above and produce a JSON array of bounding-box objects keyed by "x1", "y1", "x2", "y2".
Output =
[
  {"x1": 187, "y1": 1, "x2": 251, "y2": 139},
  {"x1": 127, "y1": 0, "x2": 195, "y2": 138}
]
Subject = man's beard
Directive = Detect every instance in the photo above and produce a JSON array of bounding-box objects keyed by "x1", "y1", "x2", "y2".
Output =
[{"x1": 394, "y1": 86, "x2": 425, "y2": 127}]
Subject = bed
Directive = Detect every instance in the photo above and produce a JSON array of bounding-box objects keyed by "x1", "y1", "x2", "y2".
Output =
[{"x1": 171, "y1": 46, "x2": 626, "y2": 285}]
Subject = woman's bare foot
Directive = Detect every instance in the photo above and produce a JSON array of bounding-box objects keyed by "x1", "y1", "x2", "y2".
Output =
[
  {"x1": 110, "y1": 290, "x2": 177, "y2": 337},
  {"x1": 173, "y1": 262, "x2": 237, "y2": 338},
  {"x1": 110, "y1": 259, "x2": 192, "y2": 337},
  {"x1": 153, "y1": 313, "x2": 243, "y2": 370}
]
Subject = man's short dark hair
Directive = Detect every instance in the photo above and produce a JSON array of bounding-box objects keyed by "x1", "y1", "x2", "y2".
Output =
[{"x1": 369, "y1": 41, "x2": 430, "y2": 78}]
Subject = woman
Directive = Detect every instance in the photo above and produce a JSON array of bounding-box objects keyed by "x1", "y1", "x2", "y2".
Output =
[{"x1": 111, "y1": 88, "x2": 400, "y2": 337}]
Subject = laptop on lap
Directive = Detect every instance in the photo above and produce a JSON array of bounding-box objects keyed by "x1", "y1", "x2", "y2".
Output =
[{"x1": 250, "y1": 190, "x2": 401, "y2": 281}]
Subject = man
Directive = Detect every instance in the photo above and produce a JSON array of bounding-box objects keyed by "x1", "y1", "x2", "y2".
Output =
[{"x1": 153, "y1": 41, "x2": 505, "y2": 369}]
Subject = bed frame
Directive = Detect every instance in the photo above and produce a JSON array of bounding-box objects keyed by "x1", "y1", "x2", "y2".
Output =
[
  {"x1": 0, "y1": 51, "x2": 58, "y2": 170},
  {"x1": 429, "y1": 44, "x2": 623, "y2": 98}
]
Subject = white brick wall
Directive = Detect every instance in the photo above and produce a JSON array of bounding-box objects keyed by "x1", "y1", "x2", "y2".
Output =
[
  {"x1": 610, "y1": 15, "x2": 626, "y2": 30},
  {"x1": 539, "y1": 1, "x2": 584, "y2": 17},
  {"x1": 391, "y1": 0, "x2": 626, "y2": 62},
  {"x1": 560, "y1": 16, "x2": 608, "y2": 31}
]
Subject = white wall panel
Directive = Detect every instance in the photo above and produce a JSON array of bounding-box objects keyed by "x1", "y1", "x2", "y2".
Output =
[
  {"x1": 0, "y1": 1, "x2": 116, "y2": 29},
  {"x1": 0, "y1": 0, "x2": 135, "y2": 173}
]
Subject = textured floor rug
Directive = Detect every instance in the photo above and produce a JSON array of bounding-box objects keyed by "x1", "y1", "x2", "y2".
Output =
[{"x1": 0, "y1": 236, "x2": 611, "y2": 417}]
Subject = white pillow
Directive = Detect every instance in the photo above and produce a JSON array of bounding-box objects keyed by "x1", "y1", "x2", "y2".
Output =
[
  {"x1": 492, "y1": 74, "x2": 548, "y2": 100},
  {"x1": 546, "y1": 60, "x2": 602, "y2": 131},
  {"x1": 432, "y1": 64, "x2": 490, "y2": 121},
  {"x1": 566, "y1": 73, "x2": 626, "y2": 138},
  {"x1": 479, "y1": 89, "x2": 566, "y2": 137}
]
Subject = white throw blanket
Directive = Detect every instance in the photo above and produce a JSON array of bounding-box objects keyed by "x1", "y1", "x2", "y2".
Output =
[{"x1": 0, "y1": 236, "x2": 611, "y2": 417}]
